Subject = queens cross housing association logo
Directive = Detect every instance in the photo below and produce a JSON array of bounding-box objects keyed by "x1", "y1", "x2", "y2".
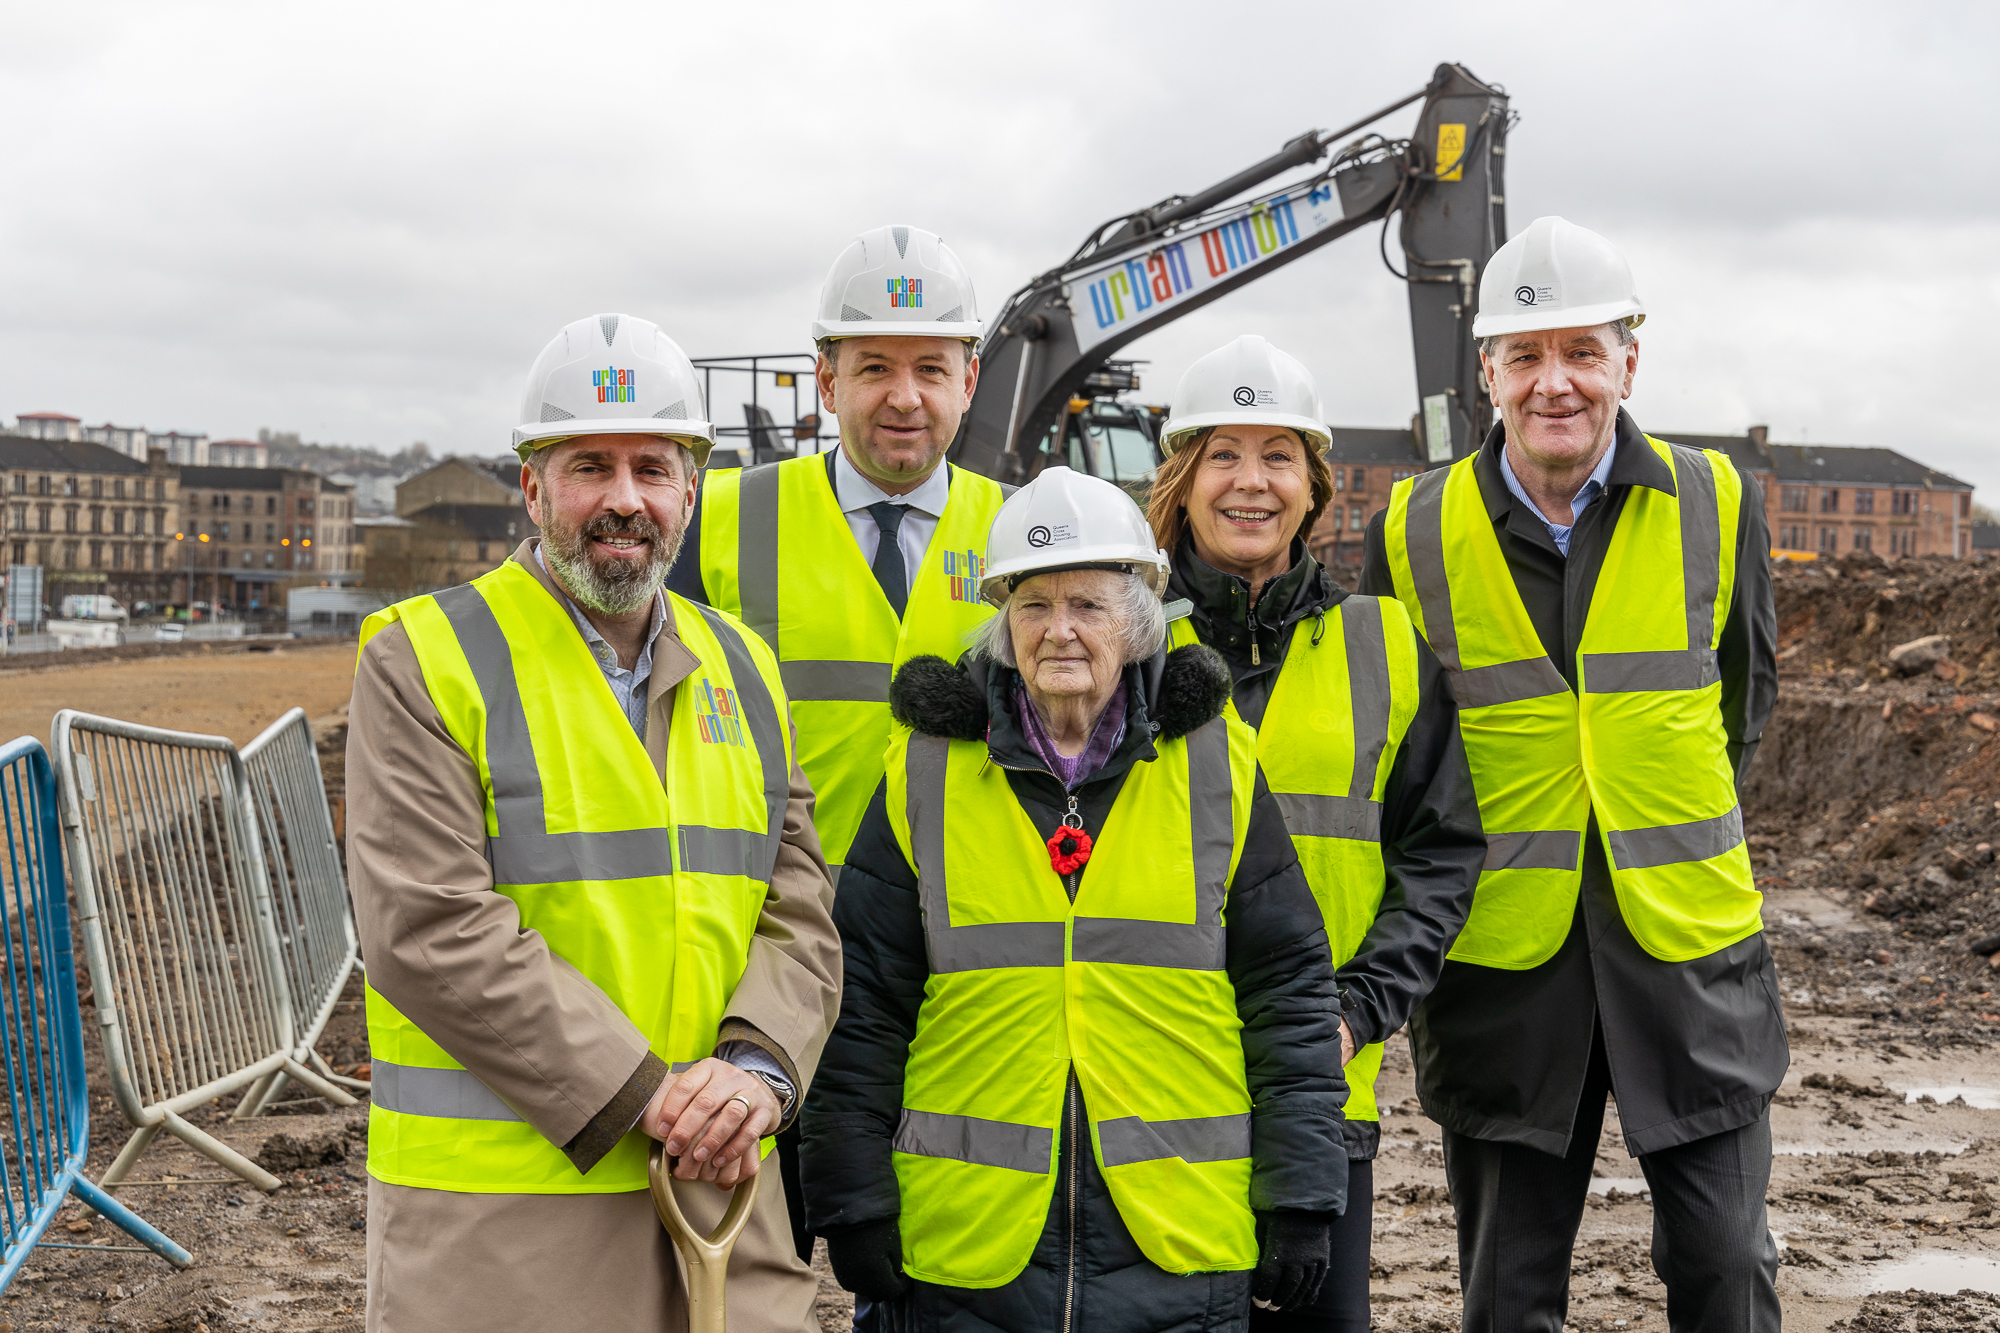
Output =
[
  {"x1": 594, "y1": 367, "x2": 637, "y2": 404},
  {"x1": 695, "y1": 679, "x2": 745, "y2": 746},
  {"x1": 943, "y1": 547, "x2": 984, "y2": 604},
  {"x1": 887, "y1": 276, "x2": 923, "y2": 309}
]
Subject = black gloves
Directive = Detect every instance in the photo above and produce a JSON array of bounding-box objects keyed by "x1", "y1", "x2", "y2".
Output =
[
  {"x1": 1253, "y1": 1210, "x2": 1332, "y2": 1311},
  {"x1": 823, "y1": 1217, "x2": 912, "y2": 1303}
]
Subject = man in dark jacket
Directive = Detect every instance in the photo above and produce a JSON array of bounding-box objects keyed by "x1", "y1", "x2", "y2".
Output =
[{"x1": 1361, "y1": 217, "x2": 1782, "y2": 1333}]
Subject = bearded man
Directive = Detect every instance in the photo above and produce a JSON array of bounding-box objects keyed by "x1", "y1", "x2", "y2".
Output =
[{"x1": 347, "y1": 314, "x2": 840, "y2": 1333}]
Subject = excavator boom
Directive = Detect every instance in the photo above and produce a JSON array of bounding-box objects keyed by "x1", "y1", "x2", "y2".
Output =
[{"x1": 952, "y1": 63, "x2": 1510, "y2": 482}]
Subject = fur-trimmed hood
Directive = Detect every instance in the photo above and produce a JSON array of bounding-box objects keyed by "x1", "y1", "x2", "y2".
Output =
[{"x1": 888, "y1": 639, "x2": 1232, "y2": 748}]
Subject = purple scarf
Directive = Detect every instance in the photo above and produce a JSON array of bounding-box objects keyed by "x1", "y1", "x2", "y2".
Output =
[{"x1": 1015, "y1": 680, "x2": 1128, "y2": 790}]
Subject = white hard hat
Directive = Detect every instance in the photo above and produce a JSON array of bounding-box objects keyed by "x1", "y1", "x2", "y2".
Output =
[
  {"x1": 1157, "y1": 335, "x2": 1330, "y2": 456},
  {"x1": 1472, "y1": 216, "x2": 1646, "y2": 340},
  {"x1": 511, "y1": 314, "x2": 717, "y2": 465},
  {"x1": 980, "y1": 466, "x2": 1169, "y2": 606},
  {"x1": 810, "y1": 225, "x2": 984, "y2": 344}
]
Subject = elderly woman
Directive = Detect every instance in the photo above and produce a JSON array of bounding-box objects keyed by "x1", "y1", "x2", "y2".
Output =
[
  {"x1": 1148, "y1": 336, "x2": 1485, "y2": 1333},
  {"x1": 798, "y1": 466, "x2": 1349, "y2": 1333}
]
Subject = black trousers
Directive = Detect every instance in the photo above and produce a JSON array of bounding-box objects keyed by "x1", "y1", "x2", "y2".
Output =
[
  {"x1": 1441, "y1": 1031, "x2": 1780, "y2": 1333},
  {"x1": 1247, "y1": 1158, "x2": 1372, "y2": 1333}
]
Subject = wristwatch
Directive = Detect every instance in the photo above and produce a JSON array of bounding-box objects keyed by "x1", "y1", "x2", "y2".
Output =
[{"x1": 749, "y1": 1068, "x2": 795, "y2": 1116}]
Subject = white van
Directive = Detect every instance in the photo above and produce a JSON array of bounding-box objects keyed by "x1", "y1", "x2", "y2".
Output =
[{"x1": 60, "y1": 594, "x2": 128, "y2": 622}]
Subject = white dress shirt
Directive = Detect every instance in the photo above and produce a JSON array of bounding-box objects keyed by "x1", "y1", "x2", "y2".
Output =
[{"x1": 832, "y1": 446, "x2": 950, "y2": 586}]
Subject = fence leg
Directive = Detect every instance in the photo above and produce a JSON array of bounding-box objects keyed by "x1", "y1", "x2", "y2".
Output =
[
  {"x1": 309, "y1": 1046, "x2": 371, "y2": 1092},
  {"x1": 160, "y1": 1110, "x2": 282, "y2": 1192},
  {"x1": 232, "y1": 1071, "x2": 279, "y2": 1120},
  {"x1": 281, "y1": 1057, "x2": 361, "y2": 1107},
  {"x1": 97, "y1": 1122, "x2": 162, "y2": 1191},
  {"x1": 68, "y1": 1174, "x2": 192, "y2": 1268}
]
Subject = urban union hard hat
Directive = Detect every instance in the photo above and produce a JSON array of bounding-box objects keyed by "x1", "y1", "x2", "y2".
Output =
[
  {"x1": 1471, "y1": 216, "x2": 1646, "y2": 340},
  {"x1": 1157, "y1": 334, "x2": 1331, "y2": 455},
  {"x1": 810, "y1": 225, "x2": 984, "y2": 344},
  {"x1": 511, "y1": 314, "x2": 717, "y2": 465},
  {"x1": 979, "y1": 466, "x2": 1169, "y2": 606}
]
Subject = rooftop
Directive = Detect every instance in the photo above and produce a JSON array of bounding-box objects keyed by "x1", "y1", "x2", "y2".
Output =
[
  {"x1": 180, "y1": 465, "x2": 287, "y2": 491},
  {"x1": 408, "y1": 502, "x2": 535, "y2": 543},
  {"x1": 1763, "y1": 444, "x2": 1971, "y2": 491},
  {"x1": 0, "y1": 435, "x2": 151, "y2": 474},
  {"x1": 179, "y1": 465, "x2": 349, "y2": 492},
  {"x1": 18, "y1": 412, "x2": 79, "y2": 422},
  {"x1": 1325, "y1": 426, "x2": 1426, "y2": 465}
]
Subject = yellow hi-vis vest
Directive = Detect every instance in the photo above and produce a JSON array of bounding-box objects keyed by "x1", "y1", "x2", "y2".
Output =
[
  {"x1": 1167, "y1": 596, "x2": 1420, "y2": 1123},
  {"x1": 1383, "y1": 437, "x2": 1758, "y2": 969},
  {"x1": 883, "y1": 714, "x2": 1260, "y2": 1287},
  {"x1": 356, "y1": 558, "x2": 792, "y2": 1192},
  {"x1": 697, "y1": 455, "x2": 1007, "y2": 870}
]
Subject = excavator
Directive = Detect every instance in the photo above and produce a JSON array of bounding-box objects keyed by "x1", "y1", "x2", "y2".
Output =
[
  {"x1": 949, "y1": 62, "x2": 1511, "y2": 483},
  {"x1": 698, "y1": 64, "x2": 1510, "y2": 483}
]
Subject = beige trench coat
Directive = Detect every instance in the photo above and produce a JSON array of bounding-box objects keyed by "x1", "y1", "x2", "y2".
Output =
[{"x1": 348, "y1": 540, "x2": 841, "y2": 1332}]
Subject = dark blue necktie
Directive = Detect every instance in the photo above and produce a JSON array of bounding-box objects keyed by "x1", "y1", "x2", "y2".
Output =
[{"x1": 867, "y1": 502, "x2": 909, "y2": 618}]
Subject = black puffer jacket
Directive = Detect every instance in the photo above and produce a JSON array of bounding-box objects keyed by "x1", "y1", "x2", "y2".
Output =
[
  {"x1": 800, "y1": 643, "x2": 1347, "y2": 1333},
  {"x1": 1169, "y1": 537, "x2": 1486, "y2": 1160}
]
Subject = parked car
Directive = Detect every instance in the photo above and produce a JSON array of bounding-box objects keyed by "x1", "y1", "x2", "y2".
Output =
[{"x1": 154, "y1": 623, "x2": 187, "y2": 643}]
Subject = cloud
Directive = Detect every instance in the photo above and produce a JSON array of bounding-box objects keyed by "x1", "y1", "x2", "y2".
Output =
[{"x1": 1, "y1": 0, "x2": 1993, "y2": 493}]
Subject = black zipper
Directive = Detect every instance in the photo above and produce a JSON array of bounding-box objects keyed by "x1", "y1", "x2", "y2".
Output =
[{"x1": 1063, "y1": 1075, "x2": 1079, "y2": 1333}]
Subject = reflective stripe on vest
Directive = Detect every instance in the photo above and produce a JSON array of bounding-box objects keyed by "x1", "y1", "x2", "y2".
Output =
[
  {"x1": 1384, "y1": 438, "x2": 1758, "y2": 966},
  {"x1": 698, "y1": 455, "x2": 1007, "y2": 870},
  {"x1": 881, "y1": 715, "x2": 1260, "y2": 1286},
  {"x1": 356, "y1": 563, "x2": 789, "y2": 1192},
  {"x1": 1166, "y1": 595, "x2": 1420, "y2": 1123}
]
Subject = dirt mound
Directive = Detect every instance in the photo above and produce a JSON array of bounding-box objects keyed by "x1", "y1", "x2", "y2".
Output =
[
  {"x1": 1741, "y1": 555, "x2": 2000, "y2": 1048},
  {"x1": 1774, "y1": 552, "x2": 2000, "y2": 683},
  {"x1": 1836, "y1": 1289, "x2": 2000, "y2": 1331},
  {"x1": 255, "y1": 1129, "x2": 350, "y2": 1172}
]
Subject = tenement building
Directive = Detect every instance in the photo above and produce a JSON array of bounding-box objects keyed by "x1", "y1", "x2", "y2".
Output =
[
  {"x1": 175, "y1": 466, "x2": 361, "y2": 611},
  {"x1": 2, "y1": 435, "x2": 182, "y2": 605}
]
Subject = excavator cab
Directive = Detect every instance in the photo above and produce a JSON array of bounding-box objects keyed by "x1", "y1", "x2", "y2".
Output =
[{"x1": 1026, "y1": 360, "x2": 1164, "y2": 500}]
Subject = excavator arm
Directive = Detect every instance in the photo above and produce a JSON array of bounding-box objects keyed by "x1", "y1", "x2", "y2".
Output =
[{"x1": 951, "y1": 63, "x2": 1510, "y2": 481}]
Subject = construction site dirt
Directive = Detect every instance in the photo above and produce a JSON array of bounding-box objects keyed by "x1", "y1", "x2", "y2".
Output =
[{"x1": 15, "y1": 553, "x2": 2000, "y2": 1332}]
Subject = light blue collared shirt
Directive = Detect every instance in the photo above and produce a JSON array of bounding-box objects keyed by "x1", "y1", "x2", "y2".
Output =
[{"x1": 1499, "y1": 439, "x2": 1617, "y2": 557}]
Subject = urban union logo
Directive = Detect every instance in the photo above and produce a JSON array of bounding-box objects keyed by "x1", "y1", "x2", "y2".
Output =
[
  {"x1": 695, "y1": 678, "x2": 745, "y2": 746},
  {"x1": 594, "y1": 367, "x2": 637, "y2": 404},
  {"x1": 1086, "y1": 196, "x2": 1304, "y2": 331},
  {"x1": 942, "y1": 548, "x2": 986, "y2": 604},
  {"x1": 887, "y1": 276, "x2": 924, "y2": 309}
]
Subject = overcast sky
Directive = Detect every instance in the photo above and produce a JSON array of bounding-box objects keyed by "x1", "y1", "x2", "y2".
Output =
[{"x1": 4, "y1": 3, "x2": 1995, "y2": 494}]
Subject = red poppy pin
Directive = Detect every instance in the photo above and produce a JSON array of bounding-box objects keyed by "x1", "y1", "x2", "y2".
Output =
[{"x1": 1047, "y1": 826, "x2": 1093, "y2": 875}]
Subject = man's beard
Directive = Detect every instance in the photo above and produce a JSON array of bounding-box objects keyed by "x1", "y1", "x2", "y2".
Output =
[{"x1": 539, "y1": 507, "x2": 683, "y2": 617}]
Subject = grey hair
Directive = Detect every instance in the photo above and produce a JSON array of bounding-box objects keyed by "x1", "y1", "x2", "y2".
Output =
[
  {"x1": 971, "y1": 568, "x2": 1168, "y2": 669},
  {"x1": 1476, "y1": 318, "x2": 1636, "y2": 361}
]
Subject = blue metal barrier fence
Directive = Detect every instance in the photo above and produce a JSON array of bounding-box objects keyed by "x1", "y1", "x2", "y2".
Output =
[{"x1": 0, "y1": 736, "x2": 187, "y2": 1286}]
